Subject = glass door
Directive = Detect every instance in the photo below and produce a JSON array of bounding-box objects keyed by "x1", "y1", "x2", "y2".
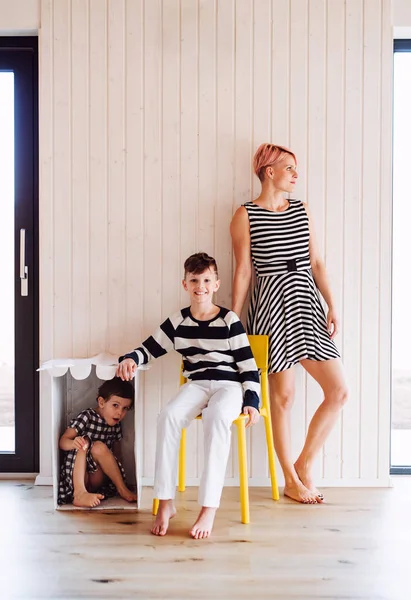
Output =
[
  {"x1": 391, "y1": 39, "x2": 411, "y2": 474},
  {"x1": 0, "y1": 70, "x2": 15, "y2": 454},
  {"x1": 0, "y1": 38, "x2": 38, "y2": 472}
]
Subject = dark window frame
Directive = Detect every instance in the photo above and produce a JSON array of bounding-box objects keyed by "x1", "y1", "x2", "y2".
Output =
[
  {"x1": 394, "y1": 39, "x2": 411, "y2": 52},
  {"x1": 0, "y1": 36, "x2": 39, "y2": 472},
  {"x1": 391, "y1": 39, "x2": 411, "y2": 475}
]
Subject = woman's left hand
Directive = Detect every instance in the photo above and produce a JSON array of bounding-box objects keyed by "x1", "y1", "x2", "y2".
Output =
[{"x1": 327, "y1": 308, "x2": 339, "y2": 339}]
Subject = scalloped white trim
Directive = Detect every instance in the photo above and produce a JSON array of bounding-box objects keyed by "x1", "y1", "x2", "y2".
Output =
[{"x1": 38, "y1": 352, "x2": 148, "y2": 380}]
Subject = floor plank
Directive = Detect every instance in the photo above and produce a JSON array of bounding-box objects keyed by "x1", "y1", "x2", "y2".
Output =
[{"x1": 0, "y1": 479, "x2": 409, "y2": 599}]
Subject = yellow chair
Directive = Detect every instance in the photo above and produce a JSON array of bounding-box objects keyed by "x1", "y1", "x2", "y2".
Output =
[{"x1": 152, "y1": 335, "x2": 279, "y2": 523}]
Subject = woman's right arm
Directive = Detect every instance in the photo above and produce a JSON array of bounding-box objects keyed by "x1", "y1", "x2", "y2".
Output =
[{"x1": 230, "y1": 206, "x2": 252, "y2": 316}]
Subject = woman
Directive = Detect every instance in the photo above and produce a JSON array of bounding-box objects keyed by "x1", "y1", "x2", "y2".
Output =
[{"x1": 230, "y1": 143, "x2": 348, "y2": 504}]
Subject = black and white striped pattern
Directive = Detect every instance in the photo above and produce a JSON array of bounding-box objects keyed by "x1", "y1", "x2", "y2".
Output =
[
  {"x1": 245, "y1": 200, "x2": 340, "y2": 373},
  {"x1": 120, "y1": 307, "x2": 260, "y2": 409}
]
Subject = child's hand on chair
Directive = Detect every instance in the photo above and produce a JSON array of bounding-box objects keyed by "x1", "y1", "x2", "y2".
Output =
[{"x1": 243, "y1": 406, "x2": 260, "y2": 428}]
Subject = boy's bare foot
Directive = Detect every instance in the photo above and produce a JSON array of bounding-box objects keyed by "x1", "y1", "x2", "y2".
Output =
[
  {"x1": 118, "y1": 485, "x2": 137, "y2": 503},
  {"x1": 283, "y1": 480, "x2": 319, "y2": 504},
  {"x1": 151, "y1": 500, "x2": 176, "y2": 536},
  {"x1": 73, "y1": 491, "x2": 104, "y2": 508},
  {"x1": 190, "y1": 507, "x2": 216, "y2": 539},
  {"x1": 294, "y1": 461, "x2": 324, "y2": 502}
]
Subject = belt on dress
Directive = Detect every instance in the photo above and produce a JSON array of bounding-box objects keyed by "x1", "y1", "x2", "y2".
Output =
[{"x1": 255, "y1": 256, "x2": 311, "y2": 277}]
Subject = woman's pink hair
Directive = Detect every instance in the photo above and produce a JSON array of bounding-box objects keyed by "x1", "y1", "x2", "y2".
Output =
[{"x1": 253, "y1": 143, "x2": 297, "y2": 182}]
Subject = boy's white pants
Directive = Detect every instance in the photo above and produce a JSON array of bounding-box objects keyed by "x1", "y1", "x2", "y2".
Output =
[{"x1": 154, "y1": 380, "x2": 243, "y2": 508}]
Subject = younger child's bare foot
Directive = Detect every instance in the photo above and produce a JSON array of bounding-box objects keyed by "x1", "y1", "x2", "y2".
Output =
[
  {"x1": 294, "y1": 461, "x2": 324, "y2": 502},
  {"x1": 117, "y1": 485, "x2": 137, "y2": 503},
  {"x1": 73, "y1": 491, "x2": 104, "y2": 508},
  {"x1": 283, "y1": 480, "x2": 319, "y2": 504},
  {"x1": 190, "y1": 507, "x2": 217, "y2": 539},
  {"x1": 151, "y1": 500, "x2": 176, "y2": 536}
]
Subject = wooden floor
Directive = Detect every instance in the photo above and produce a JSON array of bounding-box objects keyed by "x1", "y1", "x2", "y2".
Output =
[{"x1": 0, "y1": 479, "x2": 409, "y2": 600}]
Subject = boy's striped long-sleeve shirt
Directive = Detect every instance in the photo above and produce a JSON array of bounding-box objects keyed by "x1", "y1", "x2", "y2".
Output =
[{"x1": 119, "y1": 306, "x2": 260, "y2": 410}]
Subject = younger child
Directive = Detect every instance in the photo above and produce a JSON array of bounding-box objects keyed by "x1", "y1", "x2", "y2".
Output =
[
  {"x1": 58, "y1": 377, "x2": 137, "y2": 508},
  {"x1": 117, "y1": 252, "x2": 260, "y2": 538}
]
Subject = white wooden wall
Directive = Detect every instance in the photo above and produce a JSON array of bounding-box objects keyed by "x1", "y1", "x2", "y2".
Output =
[{"x1": 37, "y1": 0, "x2": 393, "y2": 486}]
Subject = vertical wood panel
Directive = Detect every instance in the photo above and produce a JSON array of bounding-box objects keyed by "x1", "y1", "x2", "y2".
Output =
[
  {"x1": 215, "y1": 0, "x2": 235, "y2": 310},
  {"x1": 234, "y1": 0, "x2": 253, "y2": 209},
  {"x1": 38, "y1": 0, "x2": 55, "y2": 482},
  {"x1": 198, "y1": 0, "x2": 216, "y2": 256},
  {"x1": 342, "y1": 0, "x2": 363, "y2": 480},
  {"x1": 161, "y1": 0, "x2": 180, "y2": 320},
  {"x1": 161, "y1": 0, "x2": 181, "y2": 414},
  {"x1": 179, "y1": 0, "x2": 199, "y2": 278},
  {"x1": 39, "y1": 0, "x2": 54, "y2": 363},
  {"x1": 71, "y1": 0, "x2": 90, "y2": 358},
  {"x1": 289, "y1": 0, "x2": 308, "y2": 184},
  {"x1": 378, "y1": 0, "x2": 393, "y2": 481},
  {"x1": 306, "y1": 0, "x2": 327, "y2": 484},
  {"x1": 52, "y1": 0, "x2": 72, "y2": 357},
  {"x1": 234, "y1": 0, "x2": 253, "y2": 273},
  {"x1": 89, "y1": 0, "x2": 108, "y2": 356},
  {"x1": 307, "y1": 0, "x2": 326, "y2": 255},
  {"x1": 252, "y1": 0, "x2": 271, "y2": 197},
  {"x1": 124, "y1": 0, "x2": 144, "y2": 352},
  {"x1": 323, "y1": 0, "x2": 345, "y2": 479},
  {"x1": 360, "y1": 0, "x2": 382, "y2": 479},
  {"x1": 107, "y1": 0, "x2": 126, "y2": 354},
  {"x1": 272, "y1": 0, "x2": 290, "y2": 144},
  {"x1": 142, "y1": 0, "x2": 163, "y2": 477}
]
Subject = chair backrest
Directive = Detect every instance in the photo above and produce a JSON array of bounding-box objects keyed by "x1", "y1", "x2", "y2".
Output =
[
  {"x1": 247, "y1": 334, "x2": 269, "y2": 413},
  {"x1": 247, "y1": 335, "x2": 269, "y2": 373},
  {"x1": 179, "y1": 334, "x2": 269, "y2": 410}
]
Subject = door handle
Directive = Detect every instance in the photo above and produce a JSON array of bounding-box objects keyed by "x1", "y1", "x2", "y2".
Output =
[{"x1": 20, "y1": 228, "x2": 28, "y2": 297}]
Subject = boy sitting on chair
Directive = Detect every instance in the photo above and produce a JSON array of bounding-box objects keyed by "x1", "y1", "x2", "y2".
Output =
[{"x1": 116, "y1": 252, "x2": 260, "y2": 539}]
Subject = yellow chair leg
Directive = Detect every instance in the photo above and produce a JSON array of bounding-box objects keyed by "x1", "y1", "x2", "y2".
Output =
[
  {"x1": 178, "y1": 428, "x2": 186, "y2": 492},
  {"x1": 261, "y1": 372, "x2": 279, "y2": 501},
  {"x1": 236, "y1": 419, "x2": 250, "y2": 524},
  {"x1": 152, "y1": 497, "x2": 159, "y2": 516},
  {"x1": 263, "y1": 414, "x2": 279, "y2": 500}
]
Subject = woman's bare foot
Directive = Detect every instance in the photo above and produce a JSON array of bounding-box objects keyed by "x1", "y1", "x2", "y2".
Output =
[
  {"x1": 73, "y1": 491, "x2": 104, "y2": 508},
  {"x1": 283, "y1": 480, "x2": 319, "y2": 504},
  {"x1": 294, "y1": 460, "x2": 324, "y2": 502},
  {"x1": 190, "y1": 507, "x2": 217, "y2": 539},
  {"x1": 151, "y1": 500, "x2": 176, "y2": 536},
  {"x1": 117, "y1": 485, "x2": 137, "y2": 503}
]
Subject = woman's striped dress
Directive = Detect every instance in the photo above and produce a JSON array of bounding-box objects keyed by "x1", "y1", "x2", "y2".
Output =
[{"x1": 245, "y1": 199, "x2": 340, "y2": 373}]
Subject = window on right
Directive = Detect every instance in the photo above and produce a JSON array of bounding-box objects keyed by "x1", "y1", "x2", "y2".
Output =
[{"x1": 391, "y1": 39, "x2": 411, "y2": 475}]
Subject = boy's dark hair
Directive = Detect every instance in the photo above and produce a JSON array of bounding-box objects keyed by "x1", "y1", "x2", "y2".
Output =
[
  {"x1": 184, "y1": 252, "x2": 219, "y2": 278},
  {"x1": 97, "y1": 377, "x2": 134, "y2": 408}
]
